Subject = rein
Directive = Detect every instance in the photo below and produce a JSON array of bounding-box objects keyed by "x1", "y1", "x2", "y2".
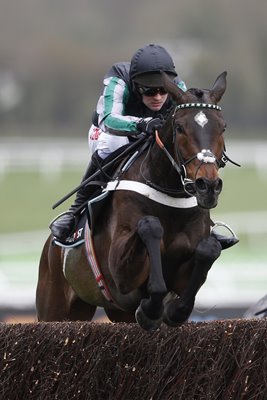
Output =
[{"x1": 155, "y1": 130, "x2": 200, "y2": 196}]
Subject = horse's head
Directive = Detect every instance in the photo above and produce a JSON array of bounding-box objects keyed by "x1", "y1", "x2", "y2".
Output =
[{"x1": 161, "y1": 72, "x2": 228, "y2": 209}]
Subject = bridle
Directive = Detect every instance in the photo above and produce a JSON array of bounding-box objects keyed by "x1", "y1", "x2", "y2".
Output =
[{"x1": 149, "y1": 102, "x2": 240, "y2": 197}]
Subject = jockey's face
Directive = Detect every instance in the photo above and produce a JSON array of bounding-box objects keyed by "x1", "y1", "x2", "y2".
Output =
[{"x1": 142, "y1": 91, "x2": 168, "y2": 111}]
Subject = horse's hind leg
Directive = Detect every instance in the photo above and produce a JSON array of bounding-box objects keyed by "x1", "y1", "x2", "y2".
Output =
[
  {"x1": 135, "y1": 216, "x2": 167, "y2": 331},
  {"x1": 36, "y1": 236, "x2": 66, "y2": 321},
  {"x1": 105, "y1": 308, "x2": 136, "y2": 323},
  {"x1": 36, "y1": 236, "x2": 96, "y2": 321},
  {"x1": 164, "y1": 235, "x2": 221, "y2": 326},
  {"x1": 68, "y1": 295, "x2": 97, "y2": 321}
]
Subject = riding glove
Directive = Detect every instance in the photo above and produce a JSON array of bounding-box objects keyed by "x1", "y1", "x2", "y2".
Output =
[{"x1": 137, "y1": 117, "x2": 163, "y2": 135}]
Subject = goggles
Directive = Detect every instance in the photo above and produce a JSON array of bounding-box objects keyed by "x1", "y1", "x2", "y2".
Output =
[{"x1": 138, "y1": 86, "x2": 167, "y2": 97}]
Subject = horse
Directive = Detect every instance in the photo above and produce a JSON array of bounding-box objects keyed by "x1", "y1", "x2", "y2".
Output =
[{"x1": 36, "y1": 71, "x2": 237, "y2": 331}]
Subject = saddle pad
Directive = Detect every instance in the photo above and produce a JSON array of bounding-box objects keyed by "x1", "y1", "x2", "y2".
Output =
[{"x1": 54, "y1": 206, "x2": 116, "y2": 304}]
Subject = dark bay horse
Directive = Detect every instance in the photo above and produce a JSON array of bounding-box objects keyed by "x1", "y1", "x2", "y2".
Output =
[{"x1": 36, "y1": 71, "x2": 236, "y2": 330}]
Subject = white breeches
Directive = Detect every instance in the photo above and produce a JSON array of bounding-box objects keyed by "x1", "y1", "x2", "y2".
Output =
[{"x1": 88, "y1": 125, "x2": 130, "y2": 159}]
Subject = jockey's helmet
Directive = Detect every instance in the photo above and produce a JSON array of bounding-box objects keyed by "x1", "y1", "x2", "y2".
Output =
[{"x1": 130, "y1": 44, "x2": 177, "y2": 87}]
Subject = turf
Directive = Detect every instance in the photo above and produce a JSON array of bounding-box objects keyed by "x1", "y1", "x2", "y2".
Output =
[{"x1": 1, "y1": 165, "x2": 266, "y2": 233}]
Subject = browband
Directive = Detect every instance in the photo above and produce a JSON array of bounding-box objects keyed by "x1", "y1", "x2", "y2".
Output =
[{"x1": 174, "y1": 103, "x2": 222, "y2": 112}]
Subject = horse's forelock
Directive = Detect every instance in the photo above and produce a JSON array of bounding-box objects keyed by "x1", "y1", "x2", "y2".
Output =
[
  {"x1": 186, "y1": 88, "x2": 212, "y2": 103},
  {"x1": 188, "y1": 88, "x2": 204, "y2": 98}
]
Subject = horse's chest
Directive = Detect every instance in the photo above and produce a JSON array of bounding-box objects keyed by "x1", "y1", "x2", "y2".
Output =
[{"x1": 163, "y1": 231, "x2": 195, "y2": 260}]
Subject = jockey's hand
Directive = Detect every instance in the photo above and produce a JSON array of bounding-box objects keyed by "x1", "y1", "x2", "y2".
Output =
[{"x1": 137, "y1": 117, "x2": 163, "y2": 135}]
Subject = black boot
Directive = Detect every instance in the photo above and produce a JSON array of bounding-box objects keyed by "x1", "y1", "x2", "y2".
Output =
[
  {"x1": 50, "y1": 151, "x2": 103, "y2": 240},
  {"x1": 211, "y1": 221, "x2": 239, "y2": 250},
  {"x1": 211, "y1": 232, "x2": 239, "y2": 250}
]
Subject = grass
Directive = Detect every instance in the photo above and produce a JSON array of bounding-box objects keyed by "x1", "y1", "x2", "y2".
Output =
[
  {"x1": 1, "y1": 165, "x2": 267, "y2": 233},
  {"x1": 1, "y1": 170, "x2": 82, "y2": 233},
  {"x1": 215, "y1": 166, "x2": 267, "y2": 213}
]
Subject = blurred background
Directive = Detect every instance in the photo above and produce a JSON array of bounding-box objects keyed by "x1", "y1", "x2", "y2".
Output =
[{"x1": 1, "y1": 0, "x2": 267, "y2": 322}]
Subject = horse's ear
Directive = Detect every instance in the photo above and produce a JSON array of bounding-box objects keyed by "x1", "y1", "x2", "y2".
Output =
[
  {"x1": 210, "y1": 71, "x2": 227, "y2": 103},
  {"x1": 161, "y1": 72, "x2": 185, "y2": 103}
]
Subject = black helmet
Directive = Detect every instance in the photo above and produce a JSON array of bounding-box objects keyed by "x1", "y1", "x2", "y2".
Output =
[{"x1": 130, "y1": 44, "x2": 177, "y2": 87}]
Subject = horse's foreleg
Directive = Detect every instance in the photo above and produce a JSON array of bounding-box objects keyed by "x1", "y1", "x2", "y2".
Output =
[
  {"x1": 135, "y1": 216, "x2": 167, "y2": 331},
  {"x1": 164, "y1": 235, "x2": 222, "y2": 326}
]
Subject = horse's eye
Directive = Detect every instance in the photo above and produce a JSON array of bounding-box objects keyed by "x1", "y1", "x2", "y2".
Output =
[
  {"x1": 223, "y1": 123, "x2": 227, "y2": 132},
  {"x1": 176, "y1": 124, "x2": 184, "y2": 134}
]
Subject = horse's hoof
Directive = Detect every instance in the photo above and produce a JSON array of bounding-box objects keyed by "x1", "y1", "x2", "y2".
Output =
[
  {"x1": 162, "y1": 311, "x2": 185, "y2": 327},
  {"x1": 163, "y1": 301, "x2": 191, "y2": 327},
  {"x1": 135, "y1": 305, "x2": 162, "y2": 331}
]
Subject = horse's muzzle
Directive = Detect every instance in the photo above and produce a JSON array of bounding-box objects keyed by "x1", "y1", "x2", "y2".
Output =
[{"x1": 187, "y1": 177, "x2": 223, "y2": 209}]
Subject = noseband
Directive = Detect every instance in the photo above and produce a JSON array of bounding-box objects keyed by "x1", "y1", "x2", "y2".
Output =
[{"x1": 155, "y1": 103, "x2": 239, "y2": 196}]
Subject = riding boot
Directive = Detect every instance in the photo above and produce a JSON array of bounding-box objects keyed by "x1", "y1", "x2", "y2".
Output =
[
  {"x1": 211, "y1": 221, "x2": 239, "y2": 250},
  {"x1": 50, "y1": 151, "x2": 103, "y2": 240},
  {"x1": 211, "y1": 231, "x2": 239, "y2": 250}
]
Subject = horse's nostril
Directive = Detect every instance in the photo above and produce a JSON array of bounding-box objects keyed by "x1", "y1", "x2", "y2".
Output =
[
  {"x1": 184, "y1": 182, "x2": 196, "y2": 195},
  {"x1": 216, "y1": 179, "x2": 223, "y2": 193},
  {"x1": 196, "y1": 178, "x2": 222, "y2": 194},
  {"x1": 195, "y1": 178, "x2": 207, "y2": 192}
]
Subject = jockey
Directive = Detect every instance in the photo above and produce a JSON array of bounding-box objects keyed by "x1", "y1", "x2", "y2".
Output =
[
  {"x1": 51, "y1": 44, "x2": 186, "y2": 240},
  {"x1": 88, "y1": 45, "x2": 186, "y2": 159},
  {"x1": 50, "y1": 44, "x2": 238, "y2": 251}
]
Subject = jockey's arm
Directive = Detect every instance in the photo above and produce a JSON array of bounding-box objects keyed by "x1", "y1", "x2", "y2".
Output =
[{"x1": 98, "y1": 77, "x2": 141, "y2": 135}]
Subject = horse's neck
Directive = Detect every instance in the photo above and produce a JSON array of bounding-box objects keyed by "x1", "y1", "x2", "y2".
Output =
[{"x1": 139, "y1": 140, "x2": 185, "y2": 194}]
